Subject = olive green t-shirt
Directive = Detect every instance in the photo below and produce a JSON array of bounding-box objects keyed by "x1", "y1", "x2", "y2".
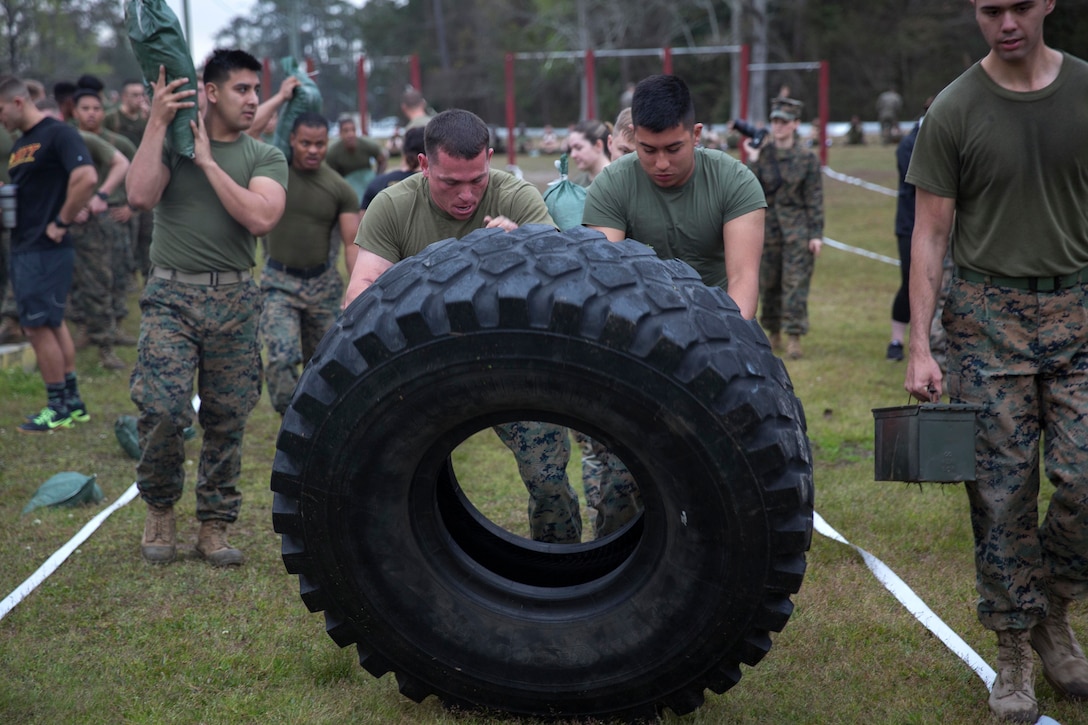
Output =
[
  {"x1": 267, "y1": 163, "x2": 358, "y2": 268},
  {"x1": 356, "y1": 169, "x2": 554, "y2": 263},
  {"x1": 326, "y1": 136, "x2": 384, "y2": 176},
  {"x1": 104, "y1": 109, "x2": 147, "y2": 148},
  {"x1": 582, "y1": 147, "x2": 766, "y2": 290},
  {"x1": 151, "y1": 133, "x2": 288, "y2": 273},
  {"x1": 94, "y1": 129, "x2": 137, "y2": 206},
  {"x1": 79, "y1": 131, "x2": 120, "y2": 196},
  {"x1": 906, "y1": 53, "x2": 1088, "y2": 277}
]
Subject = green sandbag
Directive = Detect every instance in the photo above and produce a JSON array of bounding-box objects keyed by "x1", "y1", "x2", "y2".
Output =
[
  {"x1": 271, "y1": 56, "x2": 323, "y2": 159},
  {"x1": 542, "y1": 154, "x2": 587, "y2": 231},
  {"x1": 125, "y1": 0, "x2": 198, "y2": 158},
  {"x1": 22, "y1": 472, "x2": 104, "y2": 515}
]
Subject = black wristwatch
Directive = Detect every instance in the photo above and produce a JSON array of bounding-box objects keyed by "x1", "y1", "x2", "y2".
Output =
[
  {"x1": 53, "y1": 215, "x2": 70, "y2": 228},
  {"x1": 95, "y1": 190, "x2": 109, "y2": 201}
]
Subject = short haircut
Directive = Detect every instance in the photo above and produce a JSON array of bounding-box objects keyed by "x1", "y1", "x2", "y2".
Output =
[
  {"x1": 401, "y1": 87, "x2": 425, "y2": 109},
  {"x1": 73, "y1": 88, "x2": 101, "y2": 104},
  {"x1": 631, "y1": 75, "x2": 695, "y2": 133},
  {"x1": 35, "y1": 98, "x2": 60, "y2": 112},
  {"x1": 337, "y1": 113, "x2": 355, "y2": 129},
  {"x1": 572, "y1": 118, "x2": 613, "y2": 159},
  {"x1": 53, "y1": 81, "x2": 77, "y2": 104},
  {"x1": 76, "y1": 74, "x2": 104, "y2": 92},
  {"x1": 122, "y1": 79, "x2": 145, "y2": 91},
  {"x1": 0, "y1": 76, "x2": 28, "y2": 102},
  {"x1": 424, "y1": 109, "x2": 489, "y2": 160},
  {"x1": 292, "y1": 111, "x2": 328, "y2": 134},
  {"x1": 25, "y1": 79, "x2": 44, "y2": 101},
  {"x1": 203, "y1": 48, "x2": 262, "y2": 86},
  {"x1": 613, "y1": 107, "x2": 634, "y2": 140},
  {"x1": 402, "y1": 126, "x2": 425, "y2": 168}
]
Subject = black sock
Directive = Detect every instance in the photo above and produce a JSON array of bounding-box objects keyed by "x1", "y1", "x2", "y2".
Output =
[
  {"x1": 47, "y1": 382, "x2": 68, "y2": 414},
  {"x1": 64, "y1": 372, "x2": 83, "y2": 408}
]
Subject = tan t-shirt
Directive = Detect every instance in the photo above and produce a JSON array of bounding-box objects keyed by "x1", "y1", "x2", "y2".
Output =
[
  {"x1": 150, "y1": 133, "x2": 287, "y2": 273},
  {"x1": 356, "y1": 169, "x2": 554, "y2": 263}
]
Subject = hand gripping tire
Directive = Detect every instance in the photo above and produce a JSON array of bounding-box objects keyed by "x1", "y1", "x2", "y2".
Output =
[{"x1": 272, "y1": 225, "x2": 813, "y2": 721}]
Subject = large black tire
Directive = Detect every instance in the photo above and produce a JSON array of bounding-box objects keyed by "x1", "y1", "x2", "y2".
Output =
[{"x1": 272, "y1": 225, "x2": 813, "y2": 721}]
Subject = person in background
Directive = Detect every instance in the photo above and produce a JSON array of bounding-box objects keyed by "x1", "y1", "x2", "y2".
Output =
[
  {"x1": 400, "y1": 87, "x2": 432, "y2": 130},
  {"x1": 609, "y1": 107, "x2": 635, "y2": 158},
  {"x1": 0, "y1": 76, "x2": 97, "y2": 433},
  {"x1": 565, "y1": 118, "x2": 611, "y2": 187},
  {"x1": 904, "y1": 1, "x2": 1088, "y2": 720},
  {"x1": 126, "y1": 50, "x2": 288, "y2": 567},
  {"x1": 261, "y1": 112, "x2": 359, "y2": 417},
  {"x1": 326, "y1": 113, "x2": 387, "y2": 205},
  {"x1": 361, "y1": 126, "x2": 425, "y2": 212},
  {"x1": 745, "y1": 97, "x2": 824, "y2": 360}
]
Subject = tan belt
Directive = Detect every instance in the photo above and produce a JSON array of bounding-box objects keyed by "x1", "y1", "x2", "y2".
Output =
[{"x1": 150, "y1": 266, "x2": 251, "y2": 286}]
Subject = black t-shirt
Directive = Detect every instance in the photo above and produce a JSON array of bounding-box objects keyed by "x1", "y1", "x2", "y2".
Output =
[
  {"x1": 8, "y1": 117, "x2": 93, "y2": 253},
  {"x1": 361, "y1": 169, "x2": 416, "y2": 210}
]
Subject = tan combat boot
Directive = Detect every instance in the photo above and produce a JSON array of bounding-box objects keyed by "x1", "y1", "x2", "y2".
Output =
[
  {"x1": 99, "y1": 345, "x2": 125, "y2": 370},
  {"x1": 787, "y1": 334, "x2": 803, "y2": 360},
  {"x1": 141, "y1": 504, "x2": 176, "y2": 564},
  {"x1": 1031, "y1": 596, "x2": 1088, "y2": 699},
  {"x1": 195, "y1": 520, "x2": 244, "y2": 567},
  {"x1": 989, "y1": 628, "x2": 1038, "y2": 722}
]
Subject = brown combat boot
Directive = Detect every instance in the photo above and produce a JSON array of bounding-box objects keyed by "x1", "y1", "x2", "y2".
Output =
[
  {"x1": 195, "y1": 520, "x2": 244, "y2": 567},
  {"x1": 141, "y1": 504, "x2": 176, "y2": 564},
  {"x1": 989, "y1": 628, "x2": 1038, "y2": 722},
  {"x1": 1031, "y1": 596, "x2": 1088, "y2": 700},
  {"x1": 768, "y1": 332, "x2": 781, "y2": 351},
  {"x1": 99, "y1": 345, "x2": 125, "y2": 370},
  {"x1": 0, "y1": 316, "x2": 21, "y2": 344},
  {"x1": 787, "y1": 334, "x2": 803, "y2": 360}
]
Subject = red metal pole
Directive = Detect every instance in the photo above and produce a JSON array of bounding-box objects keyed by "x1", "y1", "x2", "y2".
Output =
[
  {"x1": 585, "y1": 49, "x2": 596, "y2": 120},
  {"x1": 819, "y1": 59, "x2": 830, "y2": 166},
  {"x1": 357, "y1": 55, "x2": 369, "y2": 135},
  {"x1": 410, "y1": 54, "x2": 422, "y2": 92},
  {"x1": 663, "y1": 46, "x2": 673, "y2": 75},
  {"x1": 506, "y1": 53, "x2": 517, "y2": 168}
]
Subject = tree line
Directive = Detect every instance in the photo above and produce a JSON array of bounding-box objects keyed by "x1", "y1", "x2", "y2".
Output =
[{"x1": 3, "y1": 1, "x2": 1087, "y2": 130}]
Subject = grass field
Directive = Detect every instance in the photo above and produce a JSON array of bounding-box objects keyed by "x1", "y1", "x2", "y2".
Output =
[{"x1": 0, "y1": 144, "x2": 1081, "y2": 724}]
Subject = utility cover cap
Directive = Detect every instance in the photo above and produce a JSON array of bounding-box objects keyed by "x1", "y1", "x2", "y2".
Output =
[{"x1": 22, "y1": 472, "x2": 104, "y2": 515}]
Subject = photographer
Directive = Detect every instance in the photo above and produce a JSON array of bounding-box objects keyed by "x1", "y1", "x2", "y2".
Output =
[{"x1": 743, "y1": 97, "x2": 824, "y2": 359}]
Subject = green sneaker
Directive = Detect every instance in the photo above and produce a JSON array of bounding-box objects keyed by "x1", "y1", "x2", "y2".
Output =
[
  {"x1": 68, "y1": 402, "x2": 90, "y2": 423},
  {"x1": 19, "y1": 407, "x2": 73, "y2": 433}
]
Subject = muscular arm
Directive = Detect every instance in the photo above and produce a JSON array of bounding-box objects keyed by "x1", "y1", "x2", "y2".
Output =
[
  {"x1": 127, "y1": 69, "x2": 194, "y2": 210},
  {"x1": 88, "y1": 150, "x2": 129, "y2": 215},
  {"x1": 338, "y1": 211, "x2": 360, "y2": 275},
  {"x1": 200, "y1": 167, "x2": 287, "y2": 237},
  {"x1": 722, "y1": 208, "x2": 765, "y2": 319},
  {"x1": 904, "y1": 188, "x2": 955, "y2": 403},
  {"x1": 57, "y1": 166, "x2": 98, "y2": 224},
  {"x1": 343, "y1": 249, "x2": 393, "y2": 309},
  {"x1": 247, "y1": 76, "x2": 301, "y2": 139},
  {"x1": 585, "y1": 224, "x2": 625, "y2": 242}
]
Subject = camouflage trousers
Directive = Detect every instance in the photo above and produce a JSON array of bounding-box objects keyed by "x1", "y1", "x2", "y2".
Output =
[
  {"x1": 493, "y1": 421, "x2": 582, "y2": 544},
  {"x1": 130, "y1": 276, "x2": 263, "y2": 522},
  {"x1": 259, "y1": 262, "x2": 341, "y2": 415},
  {"x1": 945, "y1": 278, "x2": 1088, "y2": 631},
  {"x1": 929, "y1": 249, "x2": 954, "y2": 374},
  {"x1": 570, "y1": 430, "x2": 642, "y2": 538},
  {"x1": 759, "y1": 225, "x2": 815, "y2": 336},
  {"x1": 69, "y1": 214, "x2": 129, "y2": 344}
]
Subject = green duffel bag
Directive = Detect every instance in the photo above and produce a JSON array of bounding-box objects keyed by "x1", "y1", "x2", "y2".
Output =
[
  {"x1": 272, "y1": 56, "x2": 323, "y2": 159},
  {"x1": 22, "y1": 472, "x2": 104, "y2": 515}
]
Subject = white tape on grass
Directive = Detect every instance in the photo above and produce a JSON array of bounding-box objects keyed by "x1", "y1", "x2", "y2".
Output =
[
  {"x1": 822, "y1": 237, "x2": 900, "y2": 266},
  {"x1": 813, "y1": 511, "x2": 998, "y2": 690},
  {"x1": 0, "y1": 482, "x2": 140, "y2": 622},
  {"x1": 823, "y1": 166, "x2": 898, "y2": 197}
]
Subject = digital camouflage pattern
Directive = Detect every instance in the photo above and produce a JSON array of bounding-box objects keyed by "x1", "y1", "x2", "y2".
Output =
[
  {"x1": 493, "y1": 420, "x2": 582, "y2": 544},
  {"x1": 130, "y1": 277, "x2": 263, "y2": 521},
  {"x1": 751, "y1": 144, "x2": 824, "y2": 336},
  {"x1": 571, "y1": 430, "x2": 642, "y2": 538},
  {"x1": 944, "y1": 279, "x2": 1088, "y2": 631},
  {"x1": 259, "y1": 263, "x2": 340, "y2": 415},
  {"x1": 68, "y1": 215, "x2": 123, "y2": 345}
]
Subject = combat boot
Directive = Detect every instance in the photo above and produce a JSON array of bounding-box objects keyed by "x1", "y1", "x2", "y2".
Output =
[
  {"x1": 989, "y1": 628, "x2": 1038, "y2": 722},
  {"x1": 787, "y1": 334, "x2": 803, "y2": 360},
  {"x1": 1031, "y1": 596, "x2": 1088, "y2": 699},
  {"x1": 768, "y1": 332, "x2": 781, "y2": 351},
  {"x1": 141, "y1": 504, "x2": 176, "y2": 564},
  {"x1": 195, "y1": 520, "x2": 244, "y2": 567},
  {"x1": 99, "y1": 345, "x2": 125, "y2": 370},
  {"x1": 71, "y1": 323, "x2": 89, "y2": 350}
]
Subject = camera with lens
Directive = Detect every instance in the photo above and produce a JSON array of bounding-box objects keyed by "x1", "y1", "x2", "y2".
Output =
[
  {"x1": 732, "y1": 120, "x2": 769, "y2": 148},
  {"x1": 0, "y1": 184, "x2": 16, "y2": 229}
]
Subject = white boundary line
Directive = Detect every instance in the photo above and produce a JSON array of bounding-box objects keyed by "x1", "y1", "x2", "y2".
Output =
[
  {"x1": 0, "y1": 483, "x2": 139, "y2": 622},
  {"x1": 823, "y1": 166, "x2": 898, "y2": 197}
]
